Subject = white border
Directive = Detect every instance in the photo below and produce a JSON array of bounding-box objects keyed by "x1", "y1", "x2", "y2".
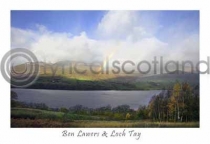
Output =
[{"x1": 0, "y1": 0, "x2": 210, "y2": 144}]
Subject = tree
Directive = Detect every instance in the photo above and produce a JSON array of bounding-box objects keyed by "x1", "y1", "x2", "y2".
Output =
[
  {"x1": 125, "y1": 113, "x2": 131, "y2": 120},
  {"x1": 147, "y1": 82, "x2": 199, "y2": 122},
  {"x1": 112, "y1": 105, "x2": 130, "y2": 113},
  {"x1": 169, "y1": 82, "x2": 185, "y2": 121},
  {"x1": 60, "y1": 107, "x2": 68, "y2": 113},
  {"x1": 137, "y1": 105, "x2": 148, "y2": 120}
]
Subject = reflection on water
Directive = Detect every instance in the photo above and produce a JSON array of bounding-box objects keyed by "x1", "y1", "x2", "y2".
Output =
[{"x1": 12, "y1": 89, "x2": 161, "y2": 110}]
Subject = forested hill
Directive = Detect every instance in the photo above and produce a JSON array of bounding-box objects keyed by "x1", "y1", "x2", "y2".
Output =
[{"x1": 12, "y1": 62, "x2": 199, "y2": 90}]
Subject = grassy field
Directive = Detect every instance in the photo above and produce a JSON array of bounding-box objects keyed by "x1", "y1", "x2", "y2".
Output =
[
  {"x1": 11, "y1": 108, "x2": 104, "y2": 121},
  {"x1": 11, "y1": 119, "x2": 199, "y2": 128},
  {"x1": 11, "y1": 108, "x2": 199, "y2": 128}
]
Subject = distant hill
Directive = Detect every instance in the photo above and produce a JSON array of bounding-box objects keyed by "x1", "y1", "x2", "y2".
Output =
[
  {"x1": 12, "y1": 61, "x2": 122, "y2": 80},
  {"x1": 11, "y1": 62, "x2": 199, "y2": 90}
]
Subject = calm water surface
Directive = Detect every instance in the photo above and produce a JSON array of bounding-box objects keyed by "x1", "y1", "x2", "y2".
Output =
[{"x1": 12, "y1": 89, "x2": 162, "y2": 109}]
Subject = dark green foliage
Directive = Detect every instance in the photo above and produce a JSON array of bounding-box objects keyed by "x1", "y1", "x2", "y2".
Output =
[
  {"x1": 59, "y1": 107, "x2": 68, "y2": 113},
  {"x1": 137, "y1": 106, "x2": 148, "y2": 120}
]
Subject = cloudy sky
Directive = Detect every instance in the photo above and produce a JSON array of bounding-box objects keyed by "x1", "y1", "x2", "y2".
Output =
[{"x1": 11, "y1": 11, "x2": 199, "y2": 66}]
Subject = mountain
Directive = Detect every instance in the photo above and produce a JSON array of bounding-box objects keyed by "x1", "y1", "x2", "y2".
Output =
[{"x1": 11, "y1": 62, "x2": 199, "y2": 90}]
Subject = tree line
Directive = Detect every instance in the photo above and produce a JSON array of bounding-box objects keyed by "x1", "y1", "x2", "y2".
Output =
[
  {"x1": 11, "y1": 82, "x2": 199, "y2": 122},
  {"x1": 147, "y1": 82, "x2": 199, "y2": 122}
]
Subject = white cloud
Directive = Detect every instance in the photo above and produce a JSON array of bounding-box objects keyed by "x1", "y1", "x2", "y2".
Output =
[
  {"x1": 11, "y1": 27, "x2": 38, "y2": 48},
  {"x1": 11, "y1": 11, "x2": 199, "y2": 70},
  {"x1": 97, "y1": 11, "x2": 149, "y2": 41}
]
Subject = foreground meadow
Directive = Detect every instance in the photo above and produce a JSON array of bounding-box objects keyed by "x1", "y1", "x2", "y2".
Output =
[{"x1": 11, "y1": 108, "x2": 199, "y2": 128}]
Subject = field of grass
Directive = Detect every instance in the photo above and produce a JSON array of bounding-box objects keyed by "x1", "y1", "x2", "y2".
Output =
[
  {"x1": 11, "y1": 119, "x2": 199, "y2": 128},
  {"x1": 11, "y1": 108, "x2": 199, "y2": 128},
  {"x1": 11, "y1": 108, "x2": 103, "y2": 121}
]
